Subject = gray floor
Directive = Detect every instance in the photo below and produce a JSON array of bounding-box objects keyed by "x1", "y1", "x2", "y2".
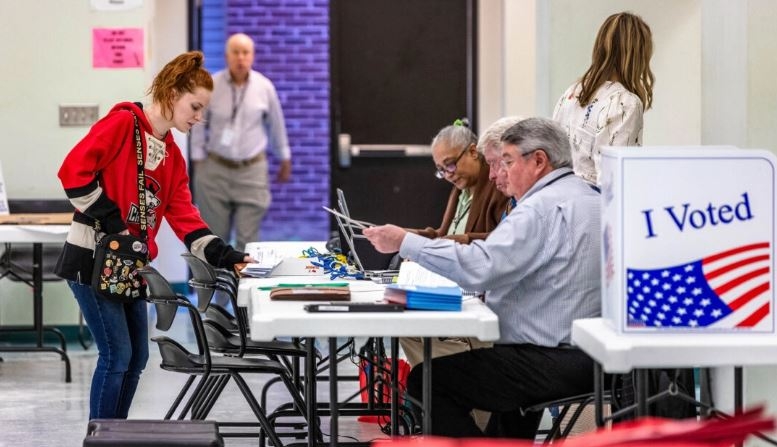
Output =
[{"x1": 0, "y1": 313, "x2": 388, "y2": 446}]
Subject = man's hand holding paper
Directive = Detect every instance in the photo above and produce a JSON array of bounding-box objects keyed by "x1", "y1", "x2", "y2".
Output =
[{"x1": 363, "y1": 224, "x2": 408, "y2": 253}]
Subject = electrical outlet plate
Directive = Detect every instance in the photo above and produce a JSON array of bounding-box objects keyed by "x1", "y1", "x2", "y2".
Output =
[{"x1": 59, "y1": 104, "x2": 99, "y2": 127}]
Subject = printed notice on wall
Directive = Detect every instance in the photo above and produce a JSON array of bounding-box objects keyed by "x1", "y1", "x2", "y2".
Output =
[{"x1": 93, "y1": 28, "x2": 144, "y2": 69}]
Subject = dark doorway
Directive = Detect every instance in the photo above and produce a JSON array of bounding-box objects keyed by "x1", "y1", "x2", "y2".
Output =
[{"x1": 329, "y1": 0, "x2": 477, "y2": 229}]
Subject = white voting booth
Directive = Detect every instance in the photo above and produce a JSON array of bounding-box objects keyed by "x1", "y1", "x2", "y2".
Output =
[
  {"x1": 600, "y1": 146, "x2": 777, "y2": 334},
  {"x1": 574, "y1": 146, "x2": 777, "y2": 422}
]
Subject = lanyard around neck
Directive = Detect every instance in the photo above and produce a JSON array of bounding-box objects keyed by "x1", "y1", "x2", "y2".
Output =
[{"x1": 229, "y1": 80, "x2": 248, "y2": 123}]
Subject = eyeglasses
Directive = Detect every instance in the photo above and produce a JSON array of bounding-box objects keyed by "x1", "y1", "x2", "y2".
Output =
[
  {"x1": 499, "y1": 149, "x2": 541, "y2": 170},
  {"x1": 434, "y1": 144, "x2": 471, "y2": 179}
]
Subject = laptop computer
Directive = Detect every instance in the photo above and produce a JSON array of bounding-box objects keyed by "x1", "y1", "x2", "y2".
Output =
[{"x1": 333, "y1": 188, "x2": 398, "y2": 275}]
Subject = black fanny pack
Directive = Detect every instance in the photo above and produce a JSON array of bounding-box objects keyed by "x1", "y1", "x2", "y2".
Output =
[{"x1": 91, "y1": 233, "x2": 148, "y2": 303}]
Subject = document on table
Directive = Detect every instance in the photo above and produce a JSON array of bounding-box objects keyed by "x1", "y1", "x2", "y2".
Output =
[
  {"x1": 396, "y1": 261, "x2": 458, "y2": 287},
  {"x1": 240, "y1": 248, "x2": 284, "y2": 277}
]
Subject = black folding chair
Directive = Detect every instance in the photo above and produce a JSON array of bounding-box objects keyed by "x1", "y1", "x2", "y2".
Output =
[
  {"x1": 138, "y1": 265, "x2": 307, "y2": 446},
  {"x1": 523, "y1": 391, "x2": 611, "y2": 444}
]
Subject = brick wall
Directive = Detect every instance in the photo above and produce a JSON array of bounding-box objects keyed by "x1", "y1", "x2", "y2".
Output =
[{"x1": 201, "y1": 0, "x2": 330, "y2": 242}]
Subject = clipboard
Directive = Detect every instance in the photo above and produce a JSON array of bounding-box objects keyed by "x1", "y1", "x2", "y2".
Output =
[{"x1": 269, "y1": 286, "x2": 351, "y2": 301}]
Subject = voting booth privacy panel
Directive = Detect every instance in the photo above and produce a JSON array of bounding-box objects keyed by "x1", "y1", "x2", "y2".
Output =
[{"x1": 601, "y1": 146, "x2": 776, "y2": 334}]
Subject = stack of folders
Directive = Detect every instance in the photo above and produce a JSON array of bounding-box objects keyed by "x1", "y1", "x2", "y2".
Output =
[
  {"x1": 384, "y1": 285, "x2": 462, "y2": 311},
  {"x1": 382, "y1": 261, "x2": 463, "y2": 311}
]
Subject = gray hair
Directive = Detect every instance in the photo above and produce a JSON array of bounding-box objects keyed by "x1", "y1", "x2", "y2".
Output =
[
  {"x1": 500, "y1": 117, "x2": 572, "y2": 169},
  {"x1": 476, "y1": 116, "x2": 525, "y2": 155},
  {"x1": 431, "y1": 121, "x2": 478, "y2": 153}
]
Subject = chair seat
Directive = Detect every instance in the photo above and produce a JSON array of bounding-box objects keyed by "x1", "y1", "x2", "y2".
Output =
[
  {"x1": 84, "y1": 419, "x2": 223, "y2": 446},
  {"x1": 203, "y1": 319, "x2": 307, "y2": 357},
  {"x1": 152, "y1": 336, "x2": 289, "y2": 375}
]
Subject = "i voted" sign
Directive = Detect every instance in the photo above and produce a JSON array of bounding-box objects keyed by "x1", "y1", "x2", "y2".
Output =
[{"x1": 600, "y1": 147, "x2": 777, "y2": 334}]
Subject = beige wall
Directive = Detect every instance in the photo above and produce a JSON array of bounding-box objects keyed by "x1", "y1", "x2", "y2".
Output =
[
  {"x1": 748, "y1": 0, "x2": 777, "y2": 152},
  {"x1": 0, "y1": 0, "x2": 187, "y2": 325},
  {"x1": 0, "y1": 2, "x2": 150, "y2": 198},
  {"x1": 549, "y1": 0, "x2": 702, "y2": 146},
  {"x1": 478, "y1": 0, "x2": 703, "y2": 145}
]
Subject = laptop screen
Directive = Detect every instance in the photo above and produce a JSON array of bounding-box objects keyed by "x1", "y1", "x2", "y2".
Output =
[{"x1": 334, "y1": 188, "x2": 396, "y2": 271}]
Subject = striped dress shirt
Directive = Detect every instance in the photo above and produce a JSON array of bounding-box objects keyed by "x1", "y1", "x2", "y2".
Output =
[{"x1": 400, "y1": 167, "x2": 601, "y2": 346}]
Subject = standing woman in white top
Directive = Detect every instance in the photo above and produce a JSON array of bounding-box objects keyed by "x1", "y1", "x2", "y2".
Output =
[{"x1": 553, "y1": 12, "x2": 654, "y2": 184}]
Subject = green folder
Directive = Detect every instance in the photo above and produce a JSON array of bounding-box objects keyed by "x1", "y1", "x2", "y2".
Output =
[{"x1": 257, "y1": 282, "x2": 349, "y2": 291}]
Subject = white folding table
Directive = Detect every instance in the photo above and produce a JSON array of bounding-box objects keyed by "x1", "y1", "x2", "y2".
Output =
[
  {"x1": 0, "y1": 221, "x2": 71, "y2": 382},
  {"x1": 571, "y1": 317, "x2": 777, "y2": 430},
  {"x1": 239, "y1": 277, "x2": 500, "y2": 446}
]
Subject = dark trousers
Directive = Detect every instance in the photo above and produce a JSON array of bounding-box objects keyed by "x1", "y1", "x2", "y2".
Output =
[{"x1": 406, "y1": 344, "x2": 595, "y2": 438}]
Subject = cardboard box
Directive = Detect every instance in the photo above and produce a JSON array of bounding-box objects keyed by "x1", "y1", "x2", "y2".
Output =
[{"x1": 601, "y1": 146, "x2": 776, "y2": 333}]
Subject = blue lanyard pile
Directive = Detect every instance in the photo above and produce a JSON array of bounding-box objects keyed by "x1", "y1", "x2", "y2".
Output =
[{"x1": 301, "y1": 247, "x2": 364, "y2": 280}]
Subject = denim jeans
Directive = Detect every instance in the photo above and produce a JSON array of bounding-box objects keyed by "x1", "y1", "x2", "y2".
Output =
[{"x1": 68, "y1": 281, "x2": 149, "y2": 419}]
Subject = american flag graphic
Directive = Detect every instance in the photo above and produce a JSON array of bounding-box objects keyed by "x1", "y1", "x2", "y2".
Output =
[{"x1": 626, "y1": 242, "x2": 772, "y2": 328}]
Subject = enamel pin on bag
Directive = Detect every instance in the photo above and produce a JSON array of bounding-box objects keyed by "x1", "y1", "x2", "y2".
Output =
[
  {"x1": 92, "y1": 233, "x2": 148, "y2": 302},
  {"x1": 90, "y1": 111, "x2": 150, "y2": 302}
]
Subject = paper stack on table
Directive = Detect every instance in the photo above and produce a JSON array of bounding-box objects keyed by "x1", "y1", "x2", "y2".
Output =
[
  {"x1": 240, "y1": 248, "x2": 284, "y2": 278},
  {"x1": 383, "y1": 261, "x2": 462, "y2": 311}
]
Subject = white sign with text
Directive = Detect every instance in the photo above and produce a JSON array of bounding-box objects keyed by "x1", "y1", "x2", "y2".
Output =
[{"x1": 601, "y1": 146, "x2": 776, "y2": 334}]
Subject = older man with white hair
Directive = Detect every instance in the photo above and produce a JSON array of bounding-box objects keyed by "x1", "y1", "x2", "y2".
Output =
[
  {"x1": 191, "y1": 33, "x2": 292, "y2": 253},
  {"x1": 364, "y1": 117, "x2": 601, "y2": 438}
]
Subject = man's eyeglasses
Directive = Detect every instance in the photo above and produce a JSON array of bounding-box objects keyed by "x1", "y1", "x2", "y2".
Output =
[
  {"x1": 435, "y1": 143, "x2": 471, "y2": 179},
  {"x1": 499, "y1": 149, "x2": 541, "y2": 170}
]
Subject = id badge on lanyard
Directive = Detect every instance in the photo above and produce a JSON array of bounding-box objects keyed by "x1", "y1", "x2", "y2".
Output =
[
  {"x1": 220, "y1": 81, "x2": 246, "y2": 148},
  {"x1": 220, "y1": 126, "x2": 235, "y2": 147}
]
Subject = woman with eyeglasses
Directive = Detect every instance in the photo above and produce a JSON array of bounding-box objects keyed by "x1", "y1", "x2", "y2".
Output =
[
  {"x1": 410, "y1": 119, "x2": 509, "y2": 245},
  {"x1": 401, "y1": 119, "x2": 509, "y2": 431}
]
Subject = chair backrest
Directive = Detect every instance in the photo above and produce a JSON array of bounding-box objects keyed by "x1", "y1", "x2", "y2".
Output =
[
  {"x1": 181, "y1": 253, "x2": 248, "y2": 355},
  {"x1": 0, "y1": 243, "x2": 64, "y2": 281},
  {"x1": 181, "y1": 253, "x2": 219, "y2": 312},
  {"x1": 138, "y1": 266, "x2": 183, "y2": 332},
  {"x1": 138, "y1": 265, "x2": 210, "y2": 362},
  {"x1": 181, "y1": 253, "x2": 237, "y2": 313}
]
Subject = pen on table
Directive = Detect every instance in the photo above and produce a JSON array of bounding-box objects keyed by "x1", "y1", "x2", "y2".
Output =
[{"x1": 257, "y1": 282, "x2": 350, "y2": 290}]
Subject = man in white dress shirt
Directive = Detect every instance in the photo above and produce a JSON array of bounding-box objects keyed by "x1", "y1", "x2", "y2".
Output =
[
  {"x1": 191, "y1": 33, "x2": 291, "y2": 252},
  {"x1": 364, "y1": 117, "x2": 601, "y2": 438}
]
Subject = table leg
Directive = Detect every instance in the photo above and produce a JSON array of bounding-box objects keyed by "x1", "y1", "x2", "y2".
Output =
[
  {"x1": 635, "y1": 369, "x2": 649, "y2": 417},
  {"x1": 293, "y1": 337, "x2": 302, "y2": 390},
  {"x1": 734, "y1": 366, "x2": 743, "y2": 415},
  {"x1": 306, "y1": 337, "x2": 317, "y2": 447},
  {"x1": 735, "y1": 366, "x2": 744, "y2": 447},
  {"x1": 594, "y1": 362, "x2": 605, "y2": 428},
  {"x1": 422, "y1": 337, "x2": 432, "y2": 434},
  {"x1": 33, "y1": 243, "x2": 44, "y2": 347},
  {"x1": 328, "y1": 338, "x2": 339, "y2": 447},
  {"x1": 0, "y1": 243, "x2": 71, "y2": 383},
  {"x1": 390, "y1": 337, "x2": 399, "y2": 436}
]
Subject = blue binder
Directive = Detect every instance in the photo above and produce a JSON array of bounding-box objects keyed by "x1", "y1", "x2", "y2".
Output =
[{"x1": 384, "y1": 285, "x2": 462, "y2": 311}]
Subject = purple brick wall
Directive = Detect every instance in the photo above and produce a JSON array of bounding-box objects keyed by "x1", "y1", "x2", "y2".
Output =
[{"x1": 203, "y1": 0, "x2": 331, "y2": 242}]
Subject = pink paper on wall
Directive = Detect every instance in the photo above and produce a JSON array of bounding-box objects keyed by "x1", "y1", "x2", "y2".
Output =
[{"x1": 93, "y1": 28, "x2": 144, "y2": 68}]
